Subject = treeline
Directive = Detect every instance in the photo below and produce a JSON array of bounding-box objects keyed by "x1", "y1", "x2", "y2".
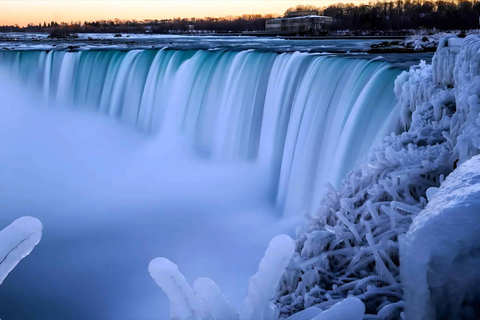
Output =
[
  {"x1": 1, "y1": 1, "x2": 480, "y2": 34},
  {"x1": 320, "y1": 0, "x2": 480, "y2": 30},
  {"x1": 0, "y1": 14, "x2": 278, "y2": 34}
]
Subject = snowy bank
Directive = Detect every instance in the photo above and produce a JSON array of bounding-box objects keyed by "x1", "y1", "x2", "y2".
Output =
[
  {"x1": 401, "y1": 155, "x2": 480, "y2": 320},
  {"x1": 275, "y1": 34, "x2": 480, "y2": 319}
]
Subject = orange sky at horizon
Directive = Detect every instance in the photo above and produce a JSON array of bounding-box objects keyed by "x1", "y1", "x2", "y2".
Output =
[{"x1": 1, "y1": 0, "x2": 364, "y2": 26}]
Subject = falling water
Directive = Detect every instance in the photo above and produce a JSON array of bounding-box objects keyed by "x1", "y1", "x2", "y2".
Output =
[{"x1": 0, "y1": 49, "x2": 400, "y2": 215}]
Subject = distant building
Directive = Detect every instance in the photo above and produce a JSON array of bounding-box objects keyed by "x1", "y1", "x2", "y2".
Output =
[{"x1": 265, "y1": 13, "x2": 333, "y2": 35}]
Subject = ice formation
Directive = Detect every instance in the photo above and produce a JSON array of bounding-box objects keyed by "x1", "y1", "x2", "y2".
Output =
[
  {"x1": 148, "y1": 257, "x2": 212, "y2": 319},
  {"x1": 149, "y1": 235, "x2": 295, "y2": 320},
  {"x1": 275, "y1": 35, "x2": 480, "y2": 319},
  {"x1": 0, "y1": 217, "x2": 42, "y2": 285},
  {"x1": 401, "y1": 155, "x2": 480, "y2": 320},
  {"x1": 399, "y1": 34, "x2": 480, "y2": 320}
]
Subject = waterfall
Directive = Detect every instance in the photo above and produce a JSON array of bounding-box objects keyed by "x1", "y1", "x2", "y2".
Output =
[{"x1": 0, "y1": 49, "x2": 400, "y2": 215}]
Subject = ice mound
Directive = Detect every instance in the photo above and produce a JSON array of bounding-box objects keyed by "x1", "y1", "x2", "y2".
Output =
[
  {"x1": 274, "y1": 35, "x2": 480, "y2": 319},
  {"x1": 401, "y1": 154, "x2": 480, "y2": 320},
  {"x1": 0, "y1": 216, "x2": 42, "y2": 285}
]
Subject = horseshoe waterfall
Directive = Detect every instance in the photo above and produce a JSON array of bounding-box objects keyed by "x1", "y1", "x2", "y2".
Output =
[
  {"x1": 0, "y1": 44, "x2": 410, "y2": 320},
  {"x1": 0, "y1": 50, "x2": 399, "y2": 216}
]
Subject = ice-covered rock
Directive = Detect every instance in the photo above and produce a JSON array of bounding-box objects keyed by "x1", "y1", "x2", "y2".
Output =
[
  {"x1": 149, "y1": 234, "x2": 295, "y2": 320},
  {"x1": 0, "y1": 216, "x2": 43, "y2": 285},
  {"x1": 401, "y1": 154, "x2": 480, "y2": 320},
  {"x1": 403, "y1": 32, "x2": 457, "y2": 53}
]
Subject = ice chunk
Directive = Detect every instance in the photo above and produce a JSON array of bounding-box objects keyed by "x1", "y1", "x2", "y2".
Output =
[
  {"x1": 312, "y1": 297, "x2": 364, "y2": 320},
  {"x1": 240, "y1": 235, "x2": 295, "y2": 320},
  {"x1": 401, "y1": 155, "x2": 480, "y2": 320},
  {"x1": 0, "y1": 216, "x2": 42, "y2": 285}
]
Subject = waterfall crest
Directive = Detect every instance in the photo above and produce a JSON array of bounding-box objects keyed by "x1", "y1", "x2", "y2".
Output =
[{"x1": 0, "y1": 49, "x2": 400, "y2": 215}]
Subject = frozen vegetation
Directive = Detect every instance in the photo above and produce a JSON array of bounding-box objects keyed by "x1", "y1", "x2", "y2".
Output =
[
  {"x1": 273, "y1": 34, "x2": 480, "y2": 319},
  {"x1": 0, "y1": 217, "x2": 42, "y2": 285}
]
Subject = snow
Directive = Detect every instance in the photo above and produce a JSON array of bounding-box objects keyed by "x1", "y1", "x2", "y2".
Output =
[
  {"x1": 149, "y1": 235, "x2": 294, "y2": 320},
  {"x1": 403, "y1": 33, "x2": 453, "y2": 52},
  {"x1": 0, "y1": 217, "x2": 42, "y2": 285},
  {"x1": 402, "y1": 32, "x2": 472, "y2": 53},
  {"x1": 400, "y1": 154, "x2": 480, "y2": 320},
  {"x1": 275, "y1": 34, "x2": 480, "y2": 319}
]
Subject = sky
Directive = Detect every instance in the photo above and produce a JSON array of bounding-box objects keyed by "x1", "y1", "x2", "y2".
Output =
[{"x1": 0, "y1": 0, "x2": 362, "y2": 26}]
